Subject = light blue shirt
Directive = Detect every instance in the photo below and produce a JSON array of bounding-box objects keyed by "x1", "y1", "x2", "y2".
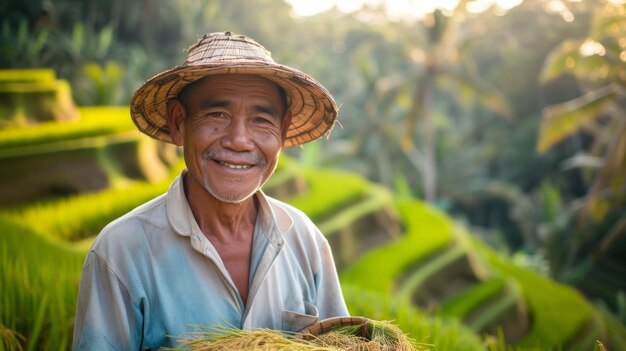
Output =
[{"x1": 72, "y1": 174, "x2": 348, "y2": 350}]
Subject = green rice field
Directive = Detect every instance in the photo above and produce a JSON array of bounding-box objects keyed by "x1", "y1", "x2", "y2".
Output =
[{"x1": 1, "y1": 105, "x2": 625, "y2": 350}]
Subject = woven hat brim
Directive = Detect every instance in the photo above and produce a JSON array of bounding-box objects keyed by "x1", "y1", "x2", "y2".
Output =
[{"x1": 130, "y1": 61, "x2": 338, "y2": 147}]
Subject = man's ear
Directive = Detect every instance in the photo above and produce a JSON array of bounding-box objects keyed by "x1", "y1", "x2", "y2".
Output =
[
  {"x1": 166, "y1": 100, "x2": 185, "y2": 146},
  {"x1": 280, "y1": 110, "x2": 292, "y2": 145}
]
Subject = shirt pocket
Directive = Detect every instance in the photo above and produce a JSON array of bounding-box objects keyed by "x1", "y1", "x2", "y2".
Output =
[{"x1": 282, "y1": 300, "x2": 319, "y2": 332}]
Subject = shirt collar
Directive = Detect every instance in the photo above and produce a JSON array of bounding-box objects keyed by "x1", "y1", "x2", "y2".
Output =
[{"x1": 166, "y1": 172, "x2": 291, "y2": 247}]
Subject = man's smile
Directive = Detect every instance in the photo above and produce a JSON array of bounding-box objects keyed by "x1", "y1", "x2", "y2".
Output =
[
  {"x1": 217, "y1": 160, "x2": 253, "y2": 170},
  {"x1": 203, "y1": 149, "x2": 265, "y2": 172}
]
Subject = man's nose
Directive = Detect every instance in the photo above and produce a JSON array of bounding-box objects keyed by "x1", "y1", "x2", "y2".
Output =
[{"x1": 221, "y1": 118, "x2": 254, "y2": 151}]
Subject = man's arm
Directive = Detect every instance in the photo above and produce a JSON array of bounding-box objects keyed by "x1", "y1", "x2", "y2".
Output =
[{"x1": 73, "y1": 251, "x2": 144, "y2": 350}]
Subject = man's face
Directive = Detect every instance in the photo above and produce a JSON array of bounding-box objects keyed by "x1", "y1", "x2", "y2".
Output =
[{"x1": 173, "y1": 74, "x2": 287, "y2": 204}]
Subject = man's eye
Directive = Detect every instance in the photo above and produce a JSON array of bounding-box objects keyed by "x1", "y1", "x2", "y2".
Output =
[
  {"x1": 254, "y1": 117, "x2": 274, "y2": 124},
  {"x1": 207, "y1": 112, "x2": 227, "y2": 118}
]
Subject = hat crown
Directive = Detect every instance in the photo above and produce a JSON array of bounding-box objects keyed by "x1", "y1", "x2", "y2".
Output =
[
  {"x1": 131, "y1": 31, "x2": 338, "y2": 147},
  {"x1": 184, "y1": 31, "x2": 275, "y2": 66}
]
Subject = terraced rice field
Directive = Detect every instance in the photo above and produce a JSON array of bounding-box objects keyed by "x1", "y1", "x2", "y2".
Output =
[{"x1": 1, "y1": 70, "x2": 625, "y2": 349}]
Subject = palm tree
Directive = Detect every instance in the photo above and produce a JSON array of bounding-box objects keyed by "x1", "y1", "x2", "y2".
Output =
[
  {"x1": 391, "y1": 3, "x2": 512, "y2": 202},
  {"x1": 538, "y1": 0, "x2": 626, "y2": 259},
  {"x1": 302, "y1": 3, "x2": 512, "y2": 203},
  {"x1": 330, "y1": 27, "x2": 411, "y2": 189}
]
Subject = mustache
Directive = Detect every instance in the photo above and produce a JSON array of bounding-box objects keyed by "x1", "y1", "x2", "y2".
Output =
[{"x1": 202, "y1": 149, "x2": 266, "y2": 165}]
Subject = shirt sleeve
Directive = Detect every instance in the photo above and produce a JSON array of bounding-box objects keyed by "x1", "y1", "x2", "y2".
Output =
[
  {"x1": 73, "y1": 250, "x2": 144, "y2": 350},
  {"x1": 315, "y1": 239, "x2": 350, "y2": 319}
]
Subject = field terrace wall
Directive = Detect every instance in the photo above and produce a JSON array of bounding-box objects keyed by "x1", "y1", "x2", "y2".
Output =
[
  {"x1": 0, "y1": 69, "x2": 179, "y2": 208},
  {"x1": 341, "y1": 198, "x2": 626, "y2": 349},
  {"x1": 0, "y1": 69, "x2": 78, "y2": 126},
  {"x1": 264, "y1": 160, "x2": 404, "y2": 269}
]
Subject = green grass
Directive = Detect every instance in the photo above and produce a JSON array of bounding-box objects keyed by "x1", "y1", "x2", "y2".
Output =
[
  {"x1": 0, "y1": 215, "x2": 84, "y2": 350},
  {"x1": 287, "y1": 167, "x2": 369, "y2": 220},
  {"x1": 0, "y1": 79, "x2": 70, "y2": 93},
  {"x1": 341, "y1": 199, "x2": 453, "y2": 293},
  {"x1": 318, "y1": 183, "x2": 392, "y2": 236},
  {"x1": 342, "y1": 198, "x2": 626, "y2": 349},
  {"x1": 0, "y1": 69, "x2": 56, "y2": 83},
  {"x1": 0, "y1": 162, "x2": 183, "y2": 350},
  {"x1": 7, "y1": 181, "x2": 168, "y2": 242},
  {"x1": 396, "y1": 244, "x2": 468, "y2": 303},
  {"x1": 342, "y1": 284, "x2": 487, "y2": 351},
  {"x1": 440, "y1": 277, "x2": 507, "y2": 319},
  {"x1": 472, "y1": 237, "x2": 591, "y2": 349},
  {"x1": 465, "y1": 280, "x2": 523, "y2": 333},
  {"x1": 6, "y1": 161, "x2": 184, "y2": 243},
  {"x1": 0, "y1": 106, "x2": 135, "y2": 151}
]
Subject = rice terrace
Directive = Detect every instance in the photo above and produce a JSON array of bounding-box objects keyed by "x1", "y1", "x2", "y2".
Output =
[
  {"x1": 2, "y1": 0, "x2": 626, "y2": 349},
  {"x1": 0, "y1": 67, "x2": 623, "y2": 350}
]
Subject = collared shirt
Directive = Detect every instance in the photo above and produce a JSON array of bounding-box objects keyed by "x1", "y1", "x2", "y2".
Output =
[{"x1": 72, "y1": 174, "x2": 349, "y2": 350}]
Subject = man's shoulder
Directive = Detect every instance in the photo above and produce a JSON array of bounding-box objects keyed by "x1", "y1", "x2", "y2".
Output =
[{"x1": 92, "y1": 193, "x2": 168, "y2": 250}]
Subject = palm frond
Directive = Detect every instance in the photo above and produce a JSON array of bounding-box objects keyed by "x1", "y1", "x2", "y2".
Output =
[{"x1": 536, "y1": 83, "x2": 622, "y2": 154}]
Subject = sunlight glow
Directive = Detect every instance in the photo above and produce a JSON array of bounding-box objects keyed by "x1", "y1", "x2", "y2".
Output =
[
  {"x1": 545, "y1": 0, "x2": 574, "y2": 22},
  {"x1": 580, "y1": 39, "x2": 606, "y2": 57},
  {"x1": 285, "y1": 0, "x2": 523, "y2": 19}
]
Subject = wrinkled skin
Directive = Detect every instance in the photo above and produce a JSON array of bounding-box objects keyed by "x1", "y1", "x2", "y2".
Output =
[{"x1": 168, "y1": 74, "x2": 289, "y2": 205}]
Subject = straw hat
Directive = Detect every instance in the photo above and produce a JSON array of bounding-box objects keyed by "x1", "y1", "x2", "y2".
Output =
[{"x1": 130, "y1": 31, "x2": 338, "y2": 147}]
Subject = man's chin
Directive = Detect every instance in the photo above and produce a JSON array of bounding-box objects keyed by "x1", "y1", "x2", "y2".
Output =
[{"x1": 205, "y1": 183, "x2": 260, "y2": 205}]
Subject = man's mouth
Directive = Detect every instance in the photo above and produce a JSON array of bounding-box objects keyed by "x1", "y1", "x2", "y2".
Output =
[
  {"x1": 204, "y1": 149, "x2": 265, "y2": 170},
  {"x1": 217, "y1": 160, "x2": 252, "y2": 169}
]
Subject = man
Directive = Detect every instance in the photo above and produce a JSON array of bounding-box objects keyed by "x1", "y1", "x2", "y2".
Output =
[{"x1": 73, "y1": 31, "x2": 349, "y2": 350}]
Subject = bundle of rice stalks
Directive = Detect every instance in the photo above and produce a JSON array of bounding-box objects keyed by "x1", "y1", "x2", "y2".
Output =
[
  {"x1": 166, "y1": 317, "x2": 420, "y2": 351},
  {"x1": 167, "y1": 325, "x2": 331, "y2": 351},
  {"x1": 300, "y1": 317, "x2": 418, "y2": 351}
]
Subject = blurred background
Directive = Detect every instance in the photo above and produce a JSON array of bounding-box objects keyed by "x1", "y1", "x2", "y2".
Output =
[{"x1": 1, "y1": 0, "x2": 625, "y2": 349}]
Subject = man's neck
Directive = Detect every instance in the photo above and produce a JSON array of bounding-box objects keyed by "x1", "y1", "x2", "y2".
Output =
[{"x1": 182, "y1": 171, "x2": 258, "y2": 244}]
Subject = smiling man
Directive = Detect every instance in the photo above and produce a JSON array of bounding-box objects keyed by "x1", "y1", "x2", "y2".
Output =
[{"x1": 72, "y1": 32, "x2": 348, "y2": 350}]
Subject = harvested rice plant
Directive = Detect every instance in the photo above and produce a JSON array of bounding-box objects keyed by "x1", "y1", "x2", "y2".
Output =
[{"x1": 2, "y1": 0, "x2": 626, "y2": 350}]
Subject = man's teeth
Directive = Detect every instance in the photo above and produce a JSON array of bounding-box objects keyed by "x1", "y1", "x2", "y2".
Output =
[{"x1": 219, "y1": 161, "x2": 251, "y2": 169}]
